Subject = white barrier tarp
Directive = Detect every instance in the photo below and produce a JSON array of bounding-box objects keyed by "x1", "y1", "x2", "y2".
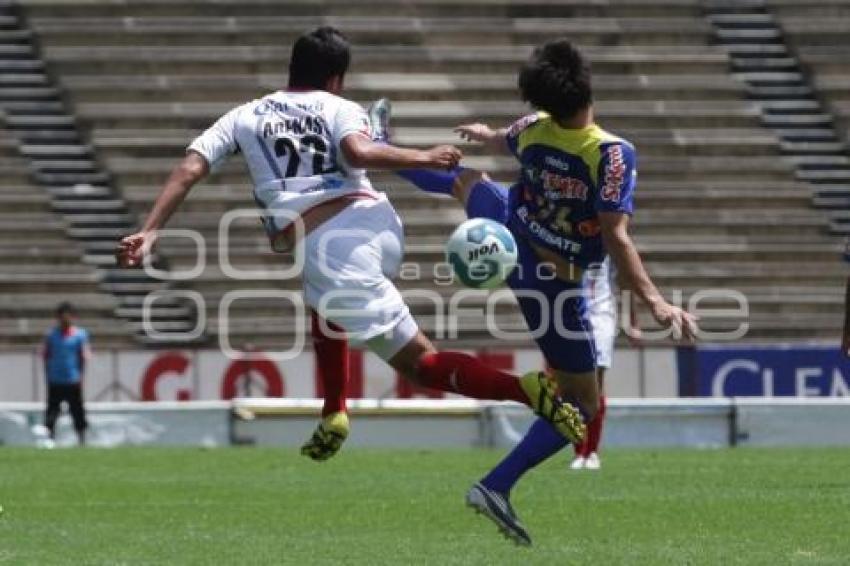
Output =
[{"x1": 3, "y1": 398, "x2": 850, "y2": 448}]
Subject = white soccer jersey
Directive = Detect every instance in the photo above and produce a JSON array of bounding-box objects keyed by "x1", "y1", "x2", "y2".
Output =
[
  {"x1": 189, "y1": 89, "x2": 418, "y2": 358},
  {"x1": 188, "y1": 90, "x2": 380, "y2": 237}
]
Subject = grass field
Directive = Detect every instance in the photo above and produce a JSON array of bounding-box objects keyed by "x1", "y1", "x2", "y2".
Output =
[{"x1": 1, "y1": 447, "x2": 849, "y2": 565}]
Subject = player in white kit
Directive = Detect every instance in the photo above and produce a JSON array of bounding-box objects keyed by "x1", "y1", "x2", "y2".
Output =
[
  {"x1": 570, "y1": 256, "x2": 642, "y2": 470},
  {"x1": 116, "y1": 27, "x2": 584, "y2": 454},
  {"x1": 570, "y1": 256, "x2": 616, "y2": 470}
]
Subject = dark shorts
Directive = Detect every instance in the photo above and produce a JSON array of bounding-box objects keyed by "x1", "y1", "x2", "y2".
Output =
[
  {"x1": 466, "y1": 180, "x2": 597, "y2": 374},
  {"x1": 45, "y1": 382, "x2": 87, "y2": 432}
]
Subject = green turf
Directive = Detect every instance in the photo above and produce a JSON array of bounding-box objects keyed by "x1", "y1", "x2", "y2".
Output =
[{"x1": 1, "y1": 447, "x2": 849, "y2": 565}]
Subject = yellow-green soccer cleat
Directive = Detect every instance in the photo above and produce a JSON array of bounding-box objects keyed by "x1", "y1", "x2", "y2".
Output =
[
  {"x1": 300, "y1": 411, "x2": 350, "y2": 462},
  {"x1": 519, "y1": 371, "x2": 586, "y2": 444}
]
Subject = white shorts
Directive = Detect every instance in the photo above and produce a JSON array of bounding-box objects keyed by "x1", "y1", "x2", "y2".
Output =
[
  {"x1": 586, "y1": 257, "x2": 616, "y2": 370},
  {"x1": 589, "y1": 306, "x2": 616, "y2": 369},
  {"x1": 298, "y1": 195, "x2": 419, "y2": 360}
]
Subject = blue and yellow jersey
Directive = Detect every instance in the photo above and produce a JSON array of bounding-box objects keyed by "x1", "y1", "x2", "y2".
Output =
[{"x1": 504, "y1": 112, "x2": 637, "y2": 269}]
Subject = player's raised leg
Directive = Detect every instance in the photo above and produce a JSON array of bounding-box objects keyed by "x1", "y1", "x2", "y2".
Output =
[
  {"x1": 385, "y1": 331, "x2": 585, "y2": 444},
  {"x1": 300, "y1": 194, "x2": 584, "y2": 444},
  {"x1": 370, "y1": 97, "x2": 497, "y2": 208}
]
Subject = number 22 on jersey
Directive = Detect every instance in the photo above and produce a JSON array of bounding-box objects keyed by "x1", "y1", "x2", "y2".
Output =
[{"x1": 272, "y1": 133, "x2": 337, "y2": 178}]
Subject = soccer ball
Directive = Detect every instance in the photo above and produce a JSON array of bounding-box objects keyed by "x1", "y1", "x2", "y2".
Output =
[{"x1": 446, "y1": 218, "x2": 518, "y2": 289}]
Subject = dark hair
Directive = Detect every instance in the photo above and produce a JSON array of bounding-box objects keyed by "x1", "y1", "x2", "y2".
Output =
[
  {"x1": 56, "y1": 302, "x2": 75, "y2": 316},
  {"x1": 518, "y1": 39, "x2": 592, "y2": 122},
  {"x1": 288, "y1": 26, "x2": 351, "y2": 89}
]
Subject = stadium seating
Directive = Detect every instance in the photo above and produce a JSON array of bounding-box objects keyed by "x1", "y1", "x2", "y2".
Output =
[
  {"x1": 0, "y1": 121, "x2": 138, "y2": 347},
  {"x1": 0, "y1": 2, "x2": 203, "y2": 347},
  {"x1": 6, "y1": 0, "x2": 846, "y2": 348},
  {"x1": 772, "y1": 0, "x2": 850, "y2": 234}
]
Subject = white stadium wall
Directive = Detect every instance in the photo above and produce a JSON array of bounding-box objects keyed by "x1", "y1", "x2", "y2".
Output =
[
  {"x1": 1, "y1": 348, "x2": 669, "y2": 402},
  {"x1": 1, "y1": 344, "x2": 846, "y2": 403}
]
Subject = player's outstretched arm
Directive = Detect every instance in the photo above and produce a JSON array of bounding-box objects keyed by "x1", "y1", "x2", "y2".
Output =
[
  {"x1": 116, "y1": 151, "x2": 209, "y2": 267},
  {"x1": 454, "y1": 123, "x2": 510, "y2": 155},
  {"x1": 341, "y1": 133, "x2": 461, "y2": 171},
  {"x1": 599, "y1": 211, "x2": 697, "y2": 341}
]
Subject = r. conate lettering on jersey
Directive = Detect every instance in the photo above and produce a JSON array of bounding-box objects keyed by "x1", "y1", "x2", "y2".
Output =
[{"x1": 516, "y1": 206, "x2": 582, "y2": 255}]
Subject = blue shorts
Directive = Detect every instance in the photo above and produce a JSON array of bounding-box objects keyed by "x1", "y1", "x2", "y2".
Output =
[{"x1": 466, "y1": 180, "x2": 597, "y2": 374}]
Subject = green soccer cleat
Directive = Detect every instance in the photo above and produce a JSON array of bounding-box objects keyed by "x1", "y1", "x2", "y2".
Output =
[
  {"x1": 519, "y1": 371, "x2": 586, "y2": 444},
  {"x1": 300, "y1": 411, "x2": 350, "y2": 462}
]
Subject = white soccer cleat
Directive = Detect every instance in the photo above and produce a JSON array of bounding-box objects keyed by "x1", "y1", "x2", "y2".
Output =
[
  {"x1": 585, "y1": 452, "x2": 601, "y2": 470},
  {"x1": 466, "y1": 482, "x2": 532, "y2": 546},
  {"x1": 569, "y1": 456, "x2": 586, "y2": 470},
  {"x1": 367, "y1": 98, "x2": 392, "y2": 143}
]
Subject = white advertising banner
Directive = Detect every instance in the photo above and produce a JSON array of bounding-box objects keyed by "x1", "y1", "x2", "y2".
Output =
[{"x1": 0, "y1": 347, "x2": 678, "y2": 402}]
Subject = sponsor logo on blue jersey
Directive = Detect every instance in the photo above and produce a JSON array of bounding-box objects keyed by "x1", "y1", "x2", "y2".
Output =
[{"x1": 601, "y1": 145, "x2": 626, "y2": 203}]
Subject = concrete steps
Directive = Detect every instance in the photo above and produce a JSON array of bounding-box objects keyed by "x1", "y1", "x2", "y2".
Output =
[
  {"x1": 4, "y1": 0, "x2": 843, "y2": 345},
  {"x1": 708, "y1": 1, "x2": 850, "y2": 253},
  {"x1": 0, "y1": 2, "x2": 199, "y2": 345}
]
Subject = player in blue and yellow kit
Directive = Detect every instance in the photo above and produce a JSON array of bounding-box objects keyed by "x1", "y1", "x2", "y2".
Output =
[{"x1": 385, "y1": 39, "x2": 696, "y2": 545}]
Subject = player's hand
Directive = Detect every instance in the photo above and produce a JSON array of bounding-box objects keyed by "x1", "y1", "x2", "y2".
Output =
[
  {"x1": 424, "y1": 144, "x2": 462, "y2": 170},
  {"x1": 625, "y1": 298, "x2": 642, "y2": 346},
  {"x1": 116, "y1": 230, "x2": 157, "y2": 268},
  {"x1": 454, "y1": 123, "x2": 496, "y2": 144},
  {"x1": 650, "y1": 302, "x2": 698, "y2": 342},
  {"x1": 626, "y1": 325, "x2": 643, "y2": 348}
]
